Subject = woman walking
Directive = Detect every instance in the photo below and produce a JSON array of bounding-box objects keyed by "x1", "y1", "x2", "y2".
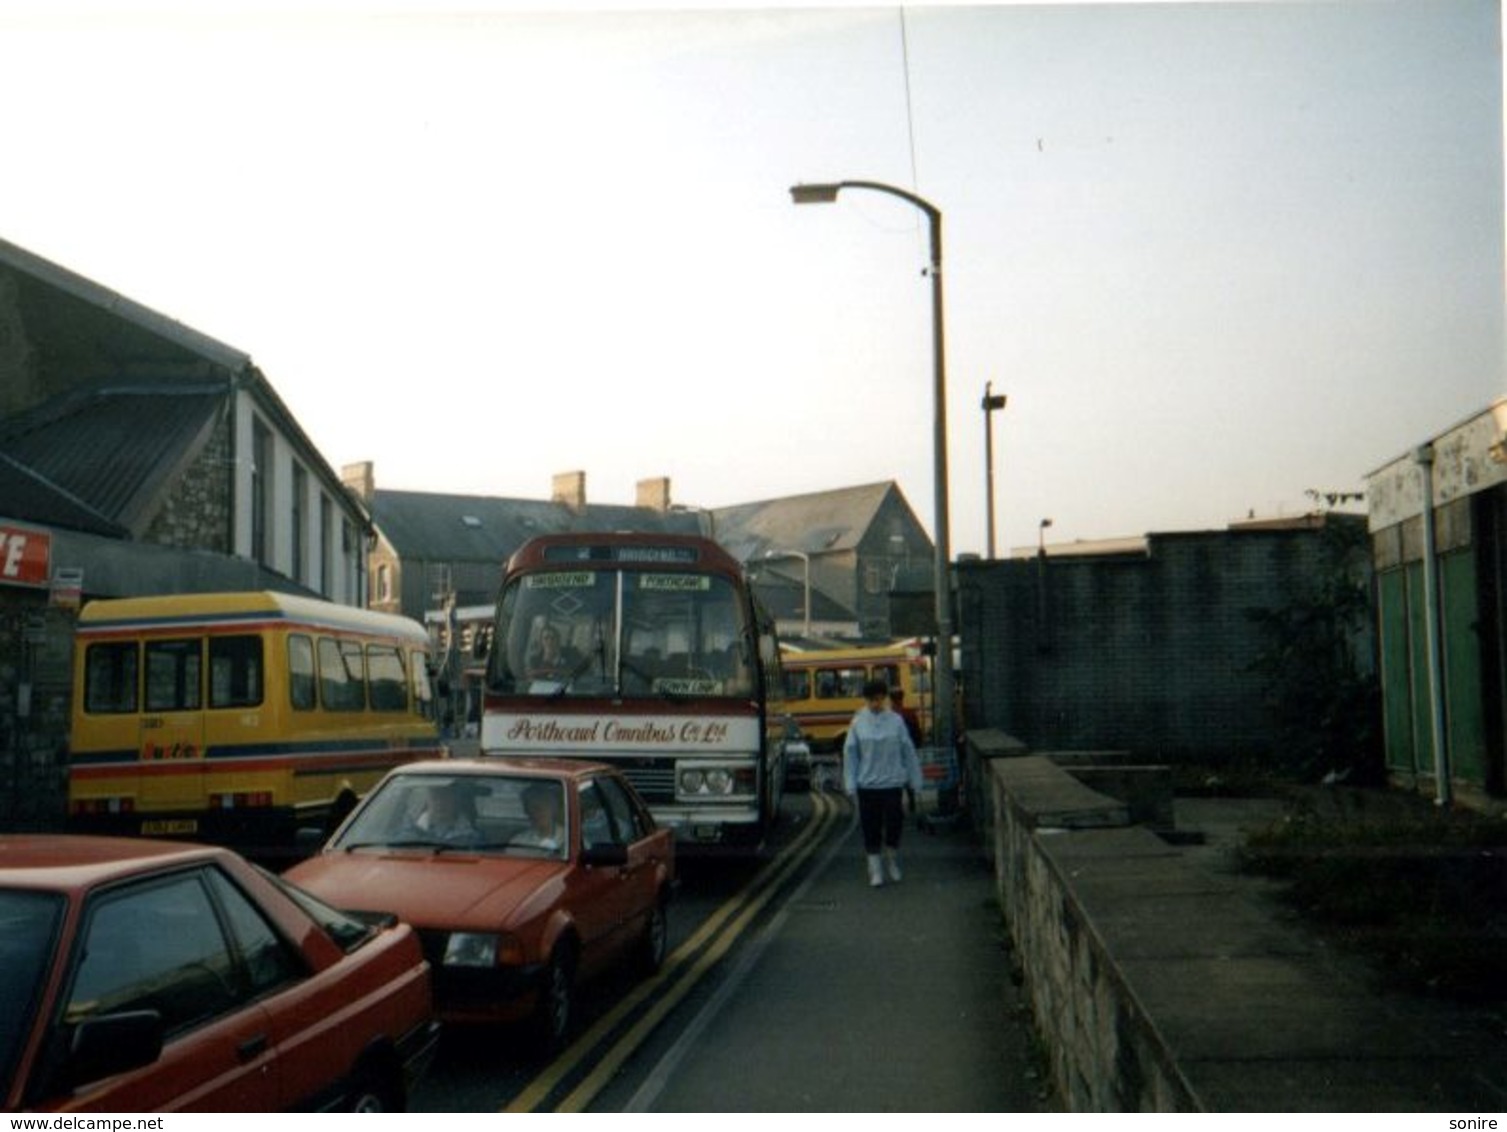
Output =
[{"x1": 843, "y1": 678, "x2": 923, "y2": 887}]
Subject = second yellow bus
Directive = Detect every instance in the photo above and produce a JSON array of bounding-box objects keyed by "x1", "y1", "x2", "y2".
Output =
[{"x1": 779, "y1": 641, "x2": 932, "y2": 754}]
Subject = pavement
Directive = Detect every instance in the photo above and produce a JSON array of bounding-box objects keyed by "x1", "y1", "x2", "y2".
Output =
[
  {"x1": 615, "y1": 793, "x2": 1056, "y2": 1112},
  {"x1": 595, "y1": 785, "x2": 1506, "y2": 1112}
]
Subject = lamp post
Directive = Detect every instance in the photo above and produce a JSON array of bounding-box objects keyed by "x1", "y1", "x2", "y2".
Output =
[
  {"x1": 791, "y1": 179, "x2": 954, "y2": 755},
  {"x1": 1038, "y1": 517, "x2": 1053, "y2": 556},
  {"x1": 982, "y1": 382, "x2": 1007, "y2": 559},
  {"x1": 764, "y1": 549, "x2": 812, "y2": 639}
]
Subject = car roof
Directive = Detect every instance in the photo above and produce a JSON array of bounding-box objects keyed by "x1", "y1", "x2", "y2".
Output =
[
  {"x1": 394, "y1": 757, "x2": 617, "y2": 782},
  {"x1": 0, "y1": 835, "x2": 226, "y2": 893}
]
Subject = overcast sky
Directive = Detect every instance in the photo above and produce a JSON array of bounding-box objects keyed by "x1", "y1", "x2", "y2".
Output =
[{"x1": 1, "y1": 0, "x2": 1501, "y2": 556}]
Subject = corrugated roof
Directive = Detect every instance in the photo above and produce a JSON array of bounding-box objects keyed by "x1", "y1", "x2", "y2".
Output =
[
  {"x1": 0, "y1": 451, "x2": 128, "y2": 537},
  {"x1": 0, "y1": 382, "x2": 226, "y2": 536}
]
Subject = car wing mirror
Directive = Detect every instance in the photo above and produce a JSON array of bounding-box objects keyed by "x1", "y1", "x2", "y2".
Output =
[
  {"x1": 580, "y1": 842, "x2": 629, "y2": 868},
  {"x1": 65, "y1": 1010, "x2": 164, "y2": 1090}
]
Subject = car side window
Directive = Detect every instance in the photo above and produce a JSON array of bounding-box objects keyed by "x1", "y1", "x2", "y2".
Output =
[
  {"x1": 67, "y1": 873, "x2": 242, "y2": 1036},
  {"x1": 205, "y1": 869, "x2": 304, "y2": 994},
  {"x1": 578, "y1": 782, "x2": 619, "y2": 850},
  {"x1": 597, "y1": 776, "x2": 651, "y2": 843}
]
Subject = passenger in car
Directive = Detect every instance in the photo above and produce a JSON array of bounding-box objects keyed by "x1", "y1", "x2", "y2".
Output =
[
  {"x1": 513, "y1": 783, "x2": 565, "y2": 853},
  {"x1": 410, "y1": 783, "x2": 480, "y2": 846}
]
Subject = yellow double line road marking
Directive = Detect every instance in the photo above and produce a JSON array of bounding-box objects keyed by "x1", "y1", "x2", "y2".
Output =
[{"x1": 505, "y1": 791, "x2": 844, "y2": 1113}]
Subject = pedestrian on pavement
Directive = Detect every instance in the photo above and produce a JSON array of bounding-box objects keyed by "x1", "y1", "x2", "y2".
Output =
[{"x1": 844, "y1": 678, "x2": 923, "y2": 887}]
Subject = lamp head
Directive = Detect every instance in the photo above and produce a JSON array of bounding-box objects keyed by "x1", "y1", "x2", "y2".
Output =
[{"x1": 790, "y1": 183, "x2": 841, "y2": 205}]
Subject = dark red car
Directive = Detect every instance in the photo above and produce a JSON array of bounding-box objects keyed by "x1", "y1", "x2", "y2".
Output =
[
  {"x1": 1, "y1": 836, "x2": 437, "y2": 1112},
  {"x1": 287, "y1": 758, "x2": 675, "y2": 1051}
]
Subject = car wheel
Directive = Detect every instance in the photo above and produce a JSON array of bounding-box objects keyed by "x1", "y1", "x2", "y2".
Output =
[
  {"x1": 346, "y1": 1068, "x2": 401, "y2": 1112},
  {"x1": 636, "y1": 897, "x2": 668, "y2": 976},
  {"x1": 534, "y1": 943, "x2": 576, "y2": 1055}
]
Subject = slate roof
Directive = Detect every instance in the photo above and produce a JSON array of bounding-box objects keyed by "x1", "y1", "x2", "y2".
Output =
[
  {"x1": 371, "y1": 489, "x2": 707, "y2": 564},
  {"x1": 0, "y1": 382, "x2": 227, "y2": 537},
  {"x1": 708, "y1": 482, "x2": 896, "y2": 562}
]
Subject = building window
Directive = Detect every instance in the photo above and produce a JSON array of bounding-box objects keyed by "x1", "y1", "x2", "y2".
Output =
[
  {"x1": 377, "y1": 562, "x2": 393, "y2": 604},
  {"x1": 320, "y1": 495, "x2": 334, "y2": 596},
  {"x1": 291, "y1": 462, "x2": 308, "y2": 585},
  {"x1": 251, "y1": 420, "x2": 272, "y2": 566}
]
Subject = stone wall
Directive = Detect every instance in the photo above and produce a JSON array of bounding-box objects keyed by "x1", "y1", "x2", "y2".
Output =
[
  {"x1": 0, "y1": 591, "x2": 74, "y2": 828},
  {"x1": 975, "y1": 732, "x2": 1506, "y2": 1112}
]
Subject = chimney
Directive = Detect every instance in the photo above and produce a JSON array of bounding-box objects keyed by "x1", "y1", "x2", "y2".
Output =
[
  {"x1": 636, "y1": 476, "x2": 672, "y2": 512},
  {"x1": 552, "y1": 470, "x2": 587, "y2": 512},
  {"x1": 341, "y1": 461, "x2": 375, "y2": 503}
]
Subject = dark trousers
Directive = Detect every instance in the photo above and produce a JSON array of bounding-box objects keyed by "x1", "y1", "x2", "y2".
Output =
[{"x1": 856, "y1": 787, "x2": 905, "y2": 854}]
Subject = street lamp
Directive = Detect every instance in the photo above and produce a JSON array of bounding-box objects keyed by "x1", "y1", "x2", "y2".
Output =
[
  {"x1": 791, "y1": 179, "x2": 954, "y2": 755},
  {"x1": 982, "y1": 382, "x2": 1007, "y2": 559},
  {"x1": 764, "y1": 549, "x2": 812, "y2": 639},
  {"x1": 1038, "y1": 517, "x2": 1053, "y2": 556}
]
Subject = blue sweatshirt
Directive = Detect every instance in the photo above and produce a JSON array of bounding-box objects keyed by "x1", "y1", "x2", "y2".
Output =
[{"x1": 843, "y1": 706, "x2": 923, "y2": 794}]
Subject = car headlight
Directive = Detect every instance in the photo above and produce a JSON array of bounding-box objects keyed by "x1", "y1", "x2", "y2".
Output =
[
  {"x1": 679, "y1": 768, "x2": 705, "y2": 794},
  {"x1": 705, "y1": 768, "x2": 733, "y2": 794},
  {"x1": 443, "y1": 932, "x2": 500, "y2": 968}
]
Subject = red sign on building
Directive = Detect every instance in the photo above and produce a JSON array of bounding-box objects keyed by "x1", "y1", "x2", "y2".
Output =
[{"x1": 0, "y1": 524, "x2": 53, "y2": 588}]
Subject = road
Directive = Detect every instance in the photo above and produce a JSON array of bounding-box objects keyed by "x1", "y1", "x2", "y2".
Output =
[{"x1": 411, "y1": 788, "x2": 1051, "y2": 1112}]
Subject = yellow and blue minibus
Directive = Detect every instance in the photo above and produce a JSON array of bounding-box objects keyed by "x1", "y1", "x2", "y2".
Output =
[{"x1": 68, "y1": 591, "x2": 443, "y2": 852}]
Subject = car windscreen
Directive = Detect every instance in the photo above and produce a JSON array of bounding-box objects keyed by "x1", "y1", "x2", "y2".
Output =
[
  {"x1": 0, "y1": 890, "x2": 65, "y2": 1097},
  {"x1": 330, "y1": 773, "x2": 569, "y2": 860}
]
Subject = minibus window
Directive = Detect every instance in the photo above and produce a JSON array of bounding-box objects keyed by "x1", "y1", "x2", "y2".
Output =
[
  {"x1": 145, "y1": 639, "x2": 202, "y2": 712},
  {"x1": 367, "y1": 645, "x2": 408, "y2": 711},
  {"x1": 318, "y1": 638, "x2": 366, "y2": 711},
  {"x1": 85, "y1": 642, "x2": 139, "y2": 714},
  {"x1": 288, "y1": 635, "x2": 316, "y2": 710},
  {"x1": 782, "y1": 669, "x2": 810, "y2": 700},
  {"x1": 210, "y1": 636, "x2": 263, "y2": 709}
]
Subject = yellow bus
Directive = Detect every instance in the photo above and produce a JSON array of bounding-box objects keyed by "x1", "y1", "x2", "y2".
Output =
[
  {"x1": 779, "y1": 641, "x2": 932, "y2": 754},
  {"x1": 68, "y1": 591, "x2": 443, "y2": 852}
]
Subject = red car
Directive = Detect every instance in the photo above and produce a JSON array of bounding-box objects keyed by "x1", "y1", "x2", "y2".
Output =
[
  {"x1": 286, "y1": 758, "x2": 675, "y2": 1050},
  {"x1": 1, "y1": 836, "x2": 437, "y2": 1113}
]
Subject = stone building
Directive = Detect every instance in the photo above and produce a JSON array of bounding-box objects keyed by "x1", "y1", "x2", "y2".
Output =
[
  {"x1": 0, "y1": 236, "x2": 370, "y2": 826},
  {"x1": 712, "y1": 481, "x2": 936, "y2": 643}
]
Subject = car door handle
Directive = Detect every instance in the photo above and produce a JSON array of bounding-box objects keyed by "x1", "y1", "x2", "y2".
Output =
[{"x1": 237, "y1": 1034, "x2": 269, "y2": 1062}]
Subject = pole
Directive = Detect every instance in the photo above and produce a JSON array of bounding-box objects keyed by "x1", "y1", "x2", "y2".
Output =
[
  {"x1": 789, "y1": 179, "x2": 954, "y2": 758},
  {"x1": 927, "y1": 206, "x2": 955, "y2": 763},
  {"x1": 982, "y1": 383, "x2": 1006, "y2": 560},
  {"x1": 1415, "y1": 445, "x2": 1451, "y2": 806}
]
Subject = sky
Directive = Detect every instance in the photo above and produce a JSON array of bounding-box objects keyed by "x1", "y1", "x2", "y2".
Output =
[{"x1": 0, "y1": 0, "x2": 1501, "y2": 557}]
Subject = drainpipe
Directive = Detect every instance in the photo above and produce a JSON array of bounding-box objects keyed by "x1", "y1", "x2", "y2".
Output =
[{"x1": 1414, "y1": 444, "x2": 1452, "y2": 807}]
